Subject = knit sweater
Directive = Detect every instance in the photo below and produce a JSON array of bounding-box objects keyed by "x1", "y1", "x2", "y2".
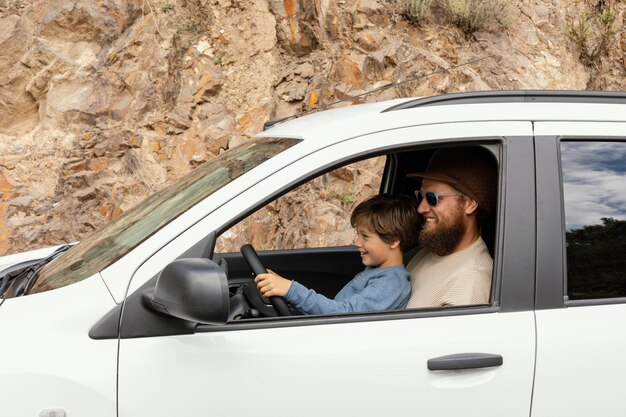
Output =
[
  {"x1": 405, "y1": 237, "x2": 492, "y2": 308},
  {"x1": 285, "y1": 264, "x2": 411, "y2": 315}
]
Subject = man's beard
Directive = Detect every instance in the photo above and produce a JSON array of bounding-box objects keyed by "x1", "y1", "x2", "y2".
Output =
[{"x1": 418, "y1": 211, "x2": 466, "y2": 256}]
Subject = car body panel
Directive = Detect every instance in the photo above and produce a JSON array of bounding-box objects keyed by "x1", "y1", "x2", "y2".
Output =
[
  {"x1": 0, "y1": 274, "x2": 117, "y2": 417},
  {"x1": 534, "y1": 120, "x2": 626, "y2": 136},
  {"x1": 263, "y1": 102, "x2": 626, "y2": 142},
  {"x1": 532, "y1": 305, "x2": 626, "y2": 417},
  {"x1": 118, "y1": 311, "x2": 535, "y2": 417}
]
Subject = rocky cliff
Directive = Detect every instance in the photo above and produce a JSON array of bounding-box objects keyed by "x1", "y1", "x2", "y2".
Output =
[{"x1": 0, "y1": 0, "x2": 624, "y2": 255}]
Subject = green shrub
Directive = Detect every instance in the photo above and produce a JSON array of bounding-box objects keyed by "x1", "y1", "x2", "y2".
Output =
[
  {"x1": 565, "y1": 8, "x2": 615, "y2": 66},
  {"x1": 160, "y1": 2, "x2": 175, "y2": 12}
]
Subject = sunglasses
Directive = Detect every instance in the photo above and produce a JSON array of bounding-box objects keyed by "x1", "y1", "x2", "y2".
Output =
[{"x1": 415, "y1": 190, "x2": 464, "y2": 207}]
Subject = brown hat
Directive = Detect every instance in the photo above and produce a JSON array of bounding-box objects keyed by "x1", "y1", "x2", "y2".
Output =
[{"x1": 408, "y1": 146, "x2": 498, "y2": 216}]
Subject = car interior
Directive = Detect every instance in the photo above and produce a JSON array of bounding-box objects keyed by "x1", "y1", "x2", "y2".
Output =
[{"x1": 212, "y1": 143, "x2": 500, "y2": 320}]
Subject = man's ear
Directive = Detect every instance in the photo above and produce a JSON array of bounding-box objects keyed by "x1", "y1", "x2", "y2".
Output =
[
  {"x1": 464, "y1": 197, "x2": 479, "y2": 215},
  {"x1": 389, "y1": 239, "x2": 401, "y2": 249}
]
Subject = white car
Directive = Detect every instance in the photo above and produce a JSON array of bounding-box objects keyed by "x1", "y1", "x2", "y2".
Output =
[{"x1": 1, "y1": 90, "x2": 625, "y2": 417}]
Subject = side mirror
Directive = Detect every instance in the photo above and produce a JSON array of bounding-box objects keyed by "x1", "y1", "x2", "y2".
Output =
[{"x1": 150, "y1": 258, "x2": 229, "y2": 325}]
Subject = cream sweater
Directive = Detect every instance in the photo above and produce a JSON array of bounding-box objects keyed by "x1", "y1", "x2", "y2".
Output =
[{"x1": 405, "y1": 237, "x2": 492, "y2": 309}]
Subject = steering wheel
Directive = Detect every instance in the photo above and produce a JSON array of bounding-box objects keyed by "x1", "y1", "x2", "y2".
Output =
[{"x1": 240, "y1": 244, "x2": 292, "y2": 316}]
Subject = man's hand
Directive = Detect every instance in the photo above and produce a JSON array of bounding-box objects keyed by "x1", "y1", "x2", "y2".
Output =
[{"x1": 255, "y1": 270, "x2": 292, "y2": 297}]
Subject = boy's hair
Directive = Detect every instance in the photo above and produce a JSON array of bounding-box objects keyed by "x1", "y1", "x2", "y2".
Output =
[{"x1": 350, "y1": 194, "x2": 420, "y2": 253}]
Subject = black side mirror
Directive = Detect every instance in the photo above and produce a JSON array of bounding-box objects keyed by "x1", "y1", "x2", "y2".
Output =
[{"x1": 150, "y1": 258, "x2": 229, "y2": 324}]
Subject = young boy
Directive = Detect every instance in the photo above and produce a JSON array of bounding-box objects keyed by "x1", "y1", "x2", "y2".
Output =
[{"x1": 255, "y1": 194, "x2": 420, "y2": 314}]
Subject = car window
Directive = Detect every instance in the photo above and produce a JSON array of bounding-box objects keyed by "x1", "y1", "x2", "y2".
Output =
[
  {"x1": 31, "y1": 137, "x2": 300, "y2": 295},
  {"x1": 561, "y1": 141, "x2": 626, "y2": 300},
  {"x1": 215, "y1": 156, "x2": 385, "y2": 252},
  {"x1": 213, "y1": 142, "x2": 501, "y2": 320}
]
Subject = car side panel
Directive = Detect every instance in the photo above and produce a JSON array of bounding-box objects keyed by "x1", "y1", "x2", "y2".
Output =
[
  {"x1": 532, "y1": 305, "x2": 626, "y2": 417},
  {"x1": 532, "y1": 125, "x2": 626, "y2": 417},
  {"x1": 118, "y1": 312, "x2": 536, "y2": 417},
  {"x1": 0, "y1": 275, "x2": 117, "y2": 417}
]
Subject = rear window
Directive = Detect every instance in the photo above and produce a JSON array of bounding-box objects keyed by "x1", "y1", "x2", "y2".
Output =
[{"x1": 561, "y1": 141, "x2": 626, "y2": 300}]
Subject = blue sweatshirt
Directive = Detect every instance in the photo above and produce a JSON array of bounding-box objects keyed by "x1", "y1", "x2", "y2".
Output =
[{"x1": 284, "y1": 265, "x2": 410, "y2": 315}]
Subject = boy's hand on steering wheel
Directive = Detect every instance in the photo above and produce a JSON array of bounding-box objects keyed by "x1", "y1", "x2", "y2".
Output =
[{"x1": 255, "y1": 269, "x2": 292, "y2": 298}]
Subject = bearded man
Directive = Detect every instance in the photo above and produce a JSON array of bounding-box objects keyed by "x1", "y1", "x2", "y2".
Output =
[{"x1": 405, "y1": 146, "x2": 497, "y2": 308}]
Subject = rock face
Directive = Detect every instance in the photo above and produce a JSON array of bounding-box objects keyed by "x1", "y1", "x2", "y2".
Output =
[{"x1": 0, "y1": 0, "x2": 623, "y2": 255}]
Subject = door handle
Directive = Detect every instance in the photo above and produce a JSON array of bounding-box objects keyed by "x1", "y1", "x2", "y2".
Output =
[{"x1": 427, "y1": 353, "x2": 503, "y2": 370}]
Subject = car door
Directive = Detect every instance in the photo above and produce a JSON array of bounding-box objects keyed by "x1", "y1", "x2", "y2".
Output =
[
  {"x1": 532, "y1": 123, "x2": 626, "y2": 417},
  {"x1": 116, "y1": 122, "x2": 537, "y2": 417}
]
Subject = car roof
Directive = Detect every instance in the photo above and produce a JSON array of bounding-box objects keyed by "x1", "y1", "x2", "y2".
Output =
[{"x1": 259, "y1": 90, "x2": 626, "y2": 146}]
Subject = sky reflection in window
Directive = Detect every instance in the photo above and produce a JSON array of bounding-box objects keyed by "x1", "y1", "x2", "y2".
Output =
[{"x1": 561, "y1": 141, "x2": 626, "y2": 231}]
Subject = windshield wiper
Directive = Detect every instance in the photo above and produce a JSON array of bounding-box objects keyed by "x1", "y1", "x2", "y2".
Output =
[
  {"x1": 0, "y1": 269, "x2": 20, "y2": 297},
  {"x1": 0, "y1": 245, "x2": 73, "y2": 298}
]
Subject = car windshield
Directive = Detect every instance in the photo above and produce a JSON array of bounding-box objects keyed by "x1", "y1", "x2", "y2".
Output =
[{"x1": 30, "y1": 137, "x2": 300, "y2": 295}]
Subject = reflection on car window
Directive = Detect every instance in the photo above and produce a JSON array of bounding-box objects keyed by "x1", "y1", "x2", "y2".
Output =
[
  {"x1": 561, "y1": 141, "x2": 626, "y2": 300},
  {"x1": 32, "y1": 138, "x2": 300, "y2": 295},
  {"x1": 216, "y1": 156, "x2": 385, "y2": 252}
]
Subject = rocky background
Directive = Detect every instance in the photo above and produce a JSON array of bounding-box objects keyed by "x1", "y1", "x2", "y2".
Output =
[{"x1": 0, "y1": 0, "x2": 625, "y2": 255}]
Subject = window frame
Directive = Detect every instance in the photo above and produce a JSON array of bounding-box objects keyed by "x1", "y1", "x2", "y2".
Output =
[
  {"x1": 196, "y1": 137, "x2": 516, "y2": 333},
  {"x1": 557, "y1": 137, "x2": 626, "y2": 306}
]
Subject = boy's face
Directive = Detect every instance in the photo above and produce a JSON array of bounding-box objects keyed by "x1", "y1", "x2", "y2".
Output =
[{"x1": 354, "y1": 222, "x2": 400, "y2": 268}]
